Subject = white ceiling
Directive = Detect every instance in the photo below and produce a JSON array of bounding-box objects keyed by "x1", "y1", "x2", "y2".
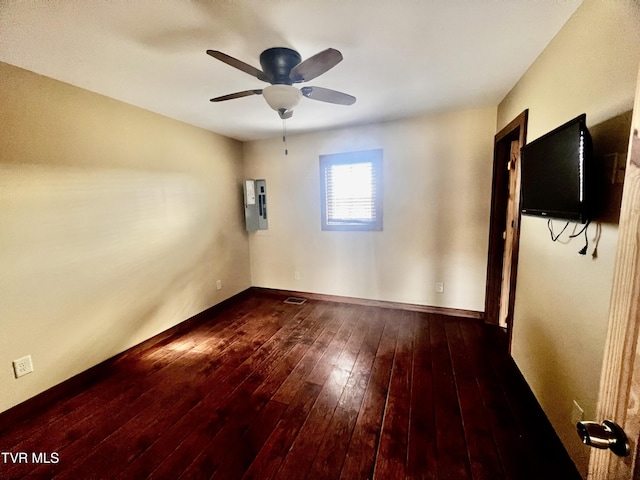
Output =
[{"x1": 0, "y1": 1, "x2": 581, "y2": 142}]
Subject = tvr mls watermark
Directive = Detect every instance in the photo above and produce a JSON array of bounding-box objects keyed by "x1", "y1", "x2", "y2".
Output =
[{"x1": 1, "y1": 452, "x2": 59, "y2": 464}]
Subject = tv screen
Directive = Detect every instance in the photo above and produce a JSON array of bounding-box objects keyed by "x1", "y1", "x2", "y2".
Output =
[{"x1": 520, "y1": 114, "x2": 594, "y2": 223}]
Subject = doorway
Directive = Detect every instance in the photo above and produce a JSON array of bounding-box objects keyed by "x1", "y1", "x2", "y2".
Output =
[{"x1": 484, "y1": 110, "x2": 528, "y2": 349}]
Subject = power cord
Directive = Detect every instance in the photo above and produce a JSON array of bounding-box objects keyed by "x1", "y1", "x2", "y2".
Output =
[
  {"x1": 569, "y1": 219, "x2": 591, "y2": 255},
  {"x1": 547, "y1": 218, "x2": 591, "y2": 255},
  {"x1": 547, "y1": 219, "x2": 569, "y2": 241}
]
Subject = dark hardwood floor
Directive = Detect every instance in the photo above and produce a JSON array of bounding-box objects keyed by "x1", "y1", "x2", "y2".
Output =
[{"x1": 0, "y1": 290, "x2": 581, "y2": 479}]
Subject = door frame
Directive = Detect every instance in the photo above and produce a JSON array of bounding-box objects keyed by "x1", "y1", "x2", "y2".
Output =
[
  {"x1": 484, "y1": 110, "x2": 528, "y2": 348},
  {"x1": 588, "y1": 67, "x2": 640, "y2": 480}
]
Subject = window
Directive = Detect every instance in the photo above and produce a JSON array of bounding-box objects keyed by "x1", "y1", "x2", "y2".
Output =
[{"x1": 320, "y1": 149, "x2": 383, "y2": 231}]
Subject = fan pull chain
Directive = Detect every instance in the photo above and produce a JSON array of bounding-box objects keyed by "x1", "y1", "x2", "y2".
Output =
[{"x1": 282, "y1": 118, "x2": 288, "y2": 155}]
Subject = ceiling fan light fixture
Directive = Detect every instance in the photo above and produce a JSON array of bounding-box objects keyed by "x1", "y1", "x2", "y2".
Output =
[{"x1": 262, "y1": 85, "x2": 302, "y2": 113}]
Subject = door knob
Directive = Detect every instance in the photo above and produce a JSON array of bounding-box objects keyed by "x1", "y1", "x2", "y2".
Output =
[{"x1": 576, "y1": 420, "x2": 630, "y2": 457}]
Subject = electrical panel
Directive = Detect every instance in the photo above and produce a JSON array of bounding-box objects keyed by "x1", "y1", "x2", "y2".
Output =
[{"x1": 244, "y1": 179, "x2": 268, "y2": 231}]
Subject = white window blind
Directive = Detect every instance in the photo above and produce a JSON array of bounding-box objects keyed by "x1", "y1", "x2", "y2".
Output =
[{"x1": 320, "y1": 149, "x2": 382, "y2": 231}]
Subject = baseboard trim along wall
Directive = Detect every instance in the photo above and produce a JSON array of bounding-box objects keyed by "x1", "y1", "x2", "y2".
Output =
[{"x1": 251, "y1": 287, "x2": 485, "y2": 320}]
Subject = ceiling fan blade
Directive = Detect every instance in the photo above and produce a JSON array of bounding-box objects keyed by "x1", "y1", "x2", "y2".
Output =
[
  {"x1": 210, "y1": 89, "x2": 263, "y2": 102},
  {"x1": 289, "y1": 48, "x2": 343, "y2": 83},
  {"x1": 300, "y1": 86, "x2": 356, "y2": 105},
  {"x1": 206, "y1": 50, "x2": 270, "y2": 82}
]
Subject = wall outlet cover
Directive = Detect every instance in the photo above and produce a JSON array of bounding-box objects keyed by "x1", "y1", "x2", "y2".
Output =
[{"x1": 13, "y1": 355, "x2": 34, "y2": 378}]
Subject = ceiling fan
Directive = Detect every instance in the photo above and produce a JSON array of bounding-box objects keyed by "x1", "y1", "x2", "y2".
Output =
[{"x1": 207, "y1": 47, "x2": 356, "y2": 119}]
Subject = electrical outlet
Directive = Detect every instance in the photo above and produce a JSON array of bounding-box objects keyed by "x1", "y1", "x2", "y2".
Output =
[
  {"x1": 571, "y1": 400, "x2": 584, "y2": 425},
  {"x1": 216, "y1": 280, "x2": 222, "y2": 291},
  {"x1": 435, "y1": 282, "x2": 444, "y2": 293},
  {"x1": 13, "y1": 355, "x2": 33, "y2": 378},
  {"x1": 294, "y1": 271, "x2": 300, "y2": 281}
]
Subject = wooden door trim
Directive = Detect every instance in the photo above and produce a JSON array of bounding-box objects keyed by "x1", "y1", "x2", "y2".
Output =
[
  {"x1": 484, "y1": 110, "x2": 528, "y2": 345},
  {"x1": 588, "y1": 73, "x2": 640, "y2": 479}
]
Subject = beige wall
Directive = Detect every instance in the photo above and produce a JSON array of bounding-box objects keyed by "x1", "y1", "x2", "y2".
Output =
[
  {"x1": 244, "y1": 107, "x2": 497, "y2": 311},
  {"x1": 0, "y1": 62, "x2": 251, "y2": 413},
  {"x1": 497, "y1": 0, "x2": 640, "y2": 475}
]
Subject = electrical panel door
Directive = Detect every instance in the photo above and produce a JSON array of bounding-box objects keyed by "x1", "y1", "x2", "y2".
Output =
[{"x1": 244, "y1": 179, "x2": 268, "y2": 231}]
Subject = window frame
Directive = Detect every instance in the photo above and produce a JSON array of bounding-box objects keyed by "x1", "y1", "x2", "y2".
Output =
[{"x1": 319, "y1": 149, "x2": 383, "y2": 231}]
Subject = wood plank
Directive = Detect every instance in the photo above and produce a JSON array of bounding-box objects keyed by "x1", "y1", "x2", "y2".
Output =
[
  {"x1": 372, "y1": 309, "x2": 414, "y2": 479},
  {"x1": 273, "y1": 306, "x2": 374, "y2": 479},
  {"x1": 0, "y1": 293, "x2": 265, "y2": 449},
  {"x1": 52, "y1": 299, "x2": 297, "y2": 479},
  {"x1": 0, "y1": 288, "x2": 256, "y2": 434},
  {"x1": 6, "y1": 296, "x2": 281, "y2": 479},
  {"x1": 0, "y1": 292, "x2": 581, "y2": 480},
  {"x1": 272, "y1": 389, "x2": 336, "y2": 480},
  {"x1": 241, "y1": 381, "x2": 323, "y2": 480},
  {"x1": 110, "y1": 299, "x2": 311, "y2": 478},
  {"x1": 446, "y1": 319, "x2": 505, "y2": 480},
  {"x1": 430, "y1": 316, "x2": 472, "y2": 480},
  {"x1": 340, "y1": 356, "x2": 393, "y2": 479},
  {"x1": 590, "y1": 67, "x2": 640, "y2": 479},
  {"x1": 306, "y1": 406, "x2": 359, "y2": 479},
  {"x1": 338, "y1": 307, "x2": 385, "y2": 413},
  {"x1": 209, "y1": 399, "x2": 289, "y2": 480},
  {"x1": 407, "y1": 311, "x2": 437, "y2": 480},
  {"x1": 458, "y1": 320, "x2": 529, "y2": 479},
  {"x1": 139, "y1": 304, "x2": 320, "y2": 479},
  {"x1": 271, "y1": 303, "x2": 343, "y2": 405},
  {"x1": 177, "y1": 304, "x2": 334, "y2": 478},
  {"x1": 340, "y1": 309, "x2": 396, "y2": 479},
  {"x1": 305, "y1": 304, "x2": 362, "y2": 386}
]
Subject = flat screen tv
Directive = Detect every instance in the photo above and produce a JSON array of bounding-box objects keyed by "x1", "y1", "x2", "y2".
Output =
[{"x1": 520, "y1": 114, "x2": 594, "y2": 223}]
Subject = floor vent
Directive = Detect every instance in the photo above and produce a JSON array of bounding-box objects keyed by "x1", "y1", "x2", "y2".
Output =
[{"x1": 284, "y1": 297, "x2": 307, "y2": 305}]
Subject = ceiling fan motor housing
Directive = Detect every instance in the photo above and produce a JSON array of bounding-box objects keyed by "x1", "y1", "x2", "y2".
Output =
[
  {"x1": 207, "y1": 46, "x2": 355, "y2": 114},
  {"x1": 260, "y1": 48, "x2": 301, "y2": 85}
]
